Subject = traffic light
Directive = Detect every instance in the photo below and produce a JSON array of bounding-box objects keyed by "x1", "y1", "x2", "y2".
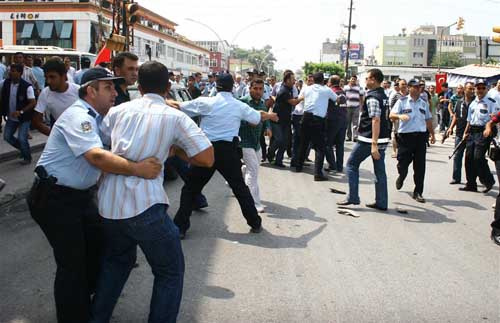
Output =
[
  {"x1": 456, "y1": 17, "x2": 465, "y2": 30},
  {"x1": 125, "y1": 2, "x2": 139, "y2": 25},
  {"x1": 493, "y1": 26, "x2": 500, "y2": 43}
]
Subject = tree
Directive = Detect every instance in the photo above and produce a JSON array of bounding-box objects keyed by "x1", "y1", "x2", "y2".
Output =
[
  {"x1": 430, "y1": 52, "x2": 464, "y2": 68},
  {"x1": 232, "y1": 45, "x2": 277, "y2": 71},
  {"x1": 302, "y1": 62, "x2": 345, "y2": 78}
]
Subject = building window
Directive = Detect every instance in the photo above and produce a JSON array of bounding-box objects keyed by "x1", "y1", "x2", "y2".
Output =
[
  {"x1": 176, "y1": 50, "x2": 184, "y2": 62},
  {"x1": 17, "y1": 20, "x2": 73, "y2": 48},
  {"x1": 396, "y1": 39, "x2": 407, "y2": 46},
  {"x1": 167, "y1": 46, "x2": 175, "y2": 58},
  {"x1": 413, "y1": 52, "x2": 424, "y2": 58},
  {"x1": 386, "y1": 39, "x2": 395, "y2": 45},
  {"x1": 209, "y1": 59, "x2": 217, "y2": 67}
]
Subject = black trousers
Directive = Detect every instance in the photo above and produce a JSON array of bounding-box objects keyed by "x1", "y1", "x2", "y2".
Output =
[
  {"x1": 493, "y1": 161, "x2": 500, "y2": 233},
  {"x1": 296, "y1": 112, "x2": 326, "y2": 176},
  {"x1": 325, "y1": 119, "x2": 347, "y2": 171},
  {"x1": 27, "y1": 183, "x2": 102, "y2": 323},
  {"x1": 174, "y1": 141, "x2": 261, "y2": 233},
  {"x1": 464, "y1": 129, "x2": 494, "y2": 189},
  {"x1": 396, "y1": 132, "x2": 428, "y2": 195}
]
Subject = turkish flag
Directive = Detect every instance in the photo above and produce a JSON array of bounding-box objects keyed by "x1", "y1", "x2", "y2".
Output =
[
  {"x1": 94, "y1": 47, "x2": 112, "y2": 66},
  {"x1": 435, "y1": 73, "x2": 447, "y2": 94}
]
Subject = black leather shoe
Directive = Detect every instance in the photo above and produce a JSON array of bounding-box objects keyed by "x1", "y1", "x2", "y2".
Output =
[
  {"x1": 396, "y1": 176, "x2": 404, "y2": 190},
  {"x1": 274, "y1": 162, "x2": 286, "y2": 168},
  {"x1": 250, "y1": 225, "x2": 263, "y2": 234},
  {"x1": 314, "y1": 175, "x2": 328, "y2": 181},
  {"x1": 337, "y1": 200, "x2": 359, "y2": 206},
  {"x1": 491, "y1": 232, "x2": 500, "y2": 246},
  {"x1": 482, "y1": 183, "x2": 494, "y2": 193},
  {"x1": 449, "y1": 180, "x2": 461, "y2": 185},
  {"x1": 459, "y1": 186, "x2": 478, "y2": 192},
  {"x1": 365, "y1": 203, "x2": 388, "y2": 211},
  {"x1": 413, "y1": 193, "x2": 426, "y2": 203},
  {"x1": 294, "y1": 167, "x2": 303, "y2": 173}
]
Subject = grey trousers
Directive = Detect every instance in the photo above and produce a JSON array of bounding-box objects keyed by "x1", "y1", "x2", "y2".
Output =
[{"x1": 346, "y1": 107, "x2": 360, "y2": 140}]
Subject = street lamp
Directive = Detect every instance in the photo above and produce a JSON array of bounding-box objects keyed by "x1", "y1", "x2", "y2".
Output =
[
  {"x1": 438, "y1": 17, "x2": 465, "y2": 72},
  {"x1": 258, "y1": 48, "x2": 285, "y2": 71},
  {"x1": 230, "y1": 18, "x2": 272, "y2": 46}
]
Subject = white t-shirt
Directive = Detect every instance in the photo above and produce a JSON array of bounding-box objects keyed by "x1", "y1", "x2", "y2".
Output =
[
  {"x1": 0, "y1": 80, "x2": 35, "y2": 121},
  {"x1": 35, "y1": 83, "x2": 80, "y2": 120}
]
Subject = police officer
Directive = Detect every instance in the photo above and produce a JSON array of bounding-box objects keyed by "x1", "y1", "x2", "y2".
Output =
[
  {"x1": 459, "y1": 79, "x2": 498, "y2": 193},
  {"x1": 26, "y1": 68, "x2": 162, "y2": 323},
  {"x1": 390, "y1": 79, "x2": 436, "y2": 203},
  {"x1": 173, "y1": 73, "x2": 278, "y2": 239},
  {"x1": 295, "y1": 72, "x2": 337, "y2": 181}
]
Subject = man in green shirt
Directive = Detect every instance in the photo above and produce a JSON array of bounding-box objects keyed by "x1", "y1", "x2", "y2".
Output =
[
  {"x1": 429, "y1": 85, "x2": 439, "y2": 131},
  {"x1": 239, "y1": 78, "x2": 272, "y2": 213}
]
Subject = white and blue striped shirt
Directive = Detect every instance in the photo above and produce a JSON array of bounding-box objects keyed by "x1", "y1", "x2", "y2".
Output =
[{"x1": 97, "y1": 93, "x2": 212, "y2": 220}]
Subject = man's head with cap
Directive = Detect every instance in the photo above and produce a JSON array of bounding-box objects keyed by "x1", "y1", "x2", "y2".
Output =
[
  {"x1": 475, "y1": 79, "x2": 488, "y2": 99},
  {"x1": 79, "y1": 68, "x2": 123, "y2": 114},
  {"x1": 216, "y1": 73, "x2": 234, "y2": 92},
  {"x1": 407, "y1": 79, "x2": 421, "y2": 98}
]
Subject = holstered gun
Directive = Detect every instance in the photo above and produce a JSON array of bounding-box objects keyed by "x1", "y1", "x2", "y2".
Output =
[{"x1": 28, "y1": 166, "x2": 58, "y2": 209}]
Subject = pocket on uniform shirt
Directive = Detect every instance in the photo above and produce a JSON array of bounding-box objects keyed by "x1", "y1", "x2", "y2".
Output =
[
  {"x1": 419, "y1": 108, "x2": 426, "y2": 115},
  {"x1": 480, "y1": 109, "x2": 488, "y2": 114},
  {"x1": 402, "y1": 109, "x2": 412, "y2": 114}
]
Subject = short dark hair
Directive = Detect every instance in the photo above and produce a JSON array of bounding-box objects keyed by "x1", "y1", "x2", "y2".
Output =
[
  {"x1": 465, "y1": 81, "x2": 475, "y2": 87},
  {"x1": 111, "y1": 52, "x2": 139, "y2": 71},
  {"x1": 34, "y1": 57, "x2": 43, "y2": 67},
  {"x1": 188, "y1": 75, "x2": 195, "y2": 81},
  {"x1": 14, "y1": 52, "x2": 24, "y2": 57},
  {"x1": 81, "y1": 58, "x2": 91, "y2": 69},
  {"x1": 138, "y1": 61, "x2": 169, "y2": 95},
  {"x1": 10, "y1": 63, "x2": 23, "y2": 74},
  {"x1": 43, "y1": 57, "x2": 66, "y2": 76},
  {"x1": 367, "y1": 68, "x2": 384, "y2": 84},
  {"x1": 250, "y1": 78, "x2": 264, "y2": 88},
  {"x1": 194, "y1": 72, "x2": 201, "y2": 77},
  {"x1": 350, "y1": 75, "x2": 358, "y2": 79},
  {"x1": 442, "y1": 82, "x2": 449, "y2": 88},
  {"x1": 313, "y1": 72, "x2": 324, "y2": 84},
  {"x1": 283, "y1": 71, "x2": 294, "y2": 83}
]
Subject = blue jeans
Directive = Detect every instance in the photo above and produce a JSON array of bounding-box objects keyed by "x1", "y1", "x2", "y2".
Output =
[
  {"x1": 165, "y1": 156, "x2": 208, "y2": 209},
  {"x1": 3, "y1": 119, "x2": 31, "y2": 161},
  {"x1": 346, "y1": 142, "x2": 388, "y2": 209},
  {"x1": 452, "y1": 135, "x2": 466, "y2": 182},
  {"x1": 90, "y1": 204, "x2": 184, "y2": 323},
  {"x1": 325, "y1": 120, "x2": 347, "y2": 171}
]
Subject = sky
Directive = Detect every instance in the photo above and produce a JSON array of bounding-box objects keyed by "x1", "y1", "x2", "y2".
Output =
[{"x1": 145, "y1": 0, "x2": 500, "y2": 71}]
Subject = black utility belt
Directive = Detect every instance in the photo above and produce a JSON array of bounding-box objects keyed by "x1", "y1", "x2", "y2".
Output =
[
  {"x1": 470, "y1": 125, "x2": 486, "y2": 132},
  {"x1": 303, "y1": 112, "x2": 325, "y2": 120},
  {"x1": 34, "y1": 177, "x2": 95, "y2": 195}
]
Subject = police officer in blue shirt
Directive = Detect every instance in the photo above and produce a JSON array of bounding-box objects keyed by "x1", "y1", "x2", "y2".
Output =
[
  {"x1": 390, "y1": 79, "x2": 436, "y2": 203},
  {"x1": 26, "y1": 68, "x2": 162, "y2": 323},
  {"x1": 459, "y1": 79, "x2": 498, "y2": 193},
  {"x1": 173, "y1": 73, "x2": 278, "y2": 239}
]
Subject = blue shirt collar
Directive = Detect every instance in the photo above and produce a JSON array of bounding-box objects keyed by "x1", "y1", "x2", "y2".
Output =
[{"x1": 78, "y1": 99, "x2": 100, "y2": 119}]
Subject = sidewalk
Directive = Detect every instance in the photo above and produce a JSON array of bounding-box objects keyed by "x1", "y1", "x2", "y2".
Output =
[{"x1": 0, "y1": 130, "x2": 46, "y2": 163}]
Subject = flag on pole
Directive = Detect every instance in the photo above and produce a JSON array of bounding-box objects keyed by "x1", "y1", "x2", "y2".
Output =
[{"x1": 94, "y1": 47, "x2": 111, "y2": 66}]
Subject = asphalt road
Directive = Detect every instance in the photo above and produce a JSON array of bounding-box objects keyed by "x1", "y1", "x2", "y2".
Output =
[{"x1": 1, "y1": 141, "x2": 499, "y2": 323}]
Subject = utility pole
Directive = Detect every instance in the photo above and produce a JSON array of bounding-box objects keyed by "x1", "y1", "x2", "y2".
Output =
[{"x1": 344, "y1": 0, "x2": 354, "y2": 80}]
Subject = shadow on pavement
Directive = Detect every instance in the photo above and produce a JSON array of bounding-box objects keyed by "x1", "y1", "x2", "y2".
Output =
[
  {"x1": 392, "y1": 202, "x2": 457, "y2": 224},
  {"x1": 261, "y1": 200, "x2": 327, "y2": 223},
  {"x1": 218, "y1": 223, "x2": 327, "y2": 249},
  {"x1": 201, "y1": 285, "x2": 235, "y2": 299},
  {"x1": 403, "y1": 192, "x2": 488, "y2": 211}
]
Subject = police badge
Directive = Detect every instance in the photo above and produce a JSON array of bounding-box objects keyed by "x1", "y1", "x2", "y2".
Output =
[{"x1": 81, "y1": 121, "x2": 93, "y2": 133}]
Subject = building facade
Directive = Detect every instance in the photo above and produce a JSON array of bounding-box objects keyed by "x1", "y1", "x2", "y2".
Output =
[
  {"x1": 194, "y1": 40, "x2": 230, "y2": 73},
  {"x1": 0, "y1": 0, "x2": 210, "y2": 75}
]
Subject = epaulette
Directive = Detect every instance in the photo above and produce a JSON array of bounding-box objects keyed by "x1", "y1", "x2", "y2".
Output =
[{"x1": 488, "y1": 97, "x2": 496, "y2": 103}]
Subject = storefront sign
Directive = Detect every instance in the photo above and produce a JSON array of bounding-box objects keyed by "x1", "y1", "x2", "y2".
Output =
[{"x1": 9, "y1": 13, "x2": 40, "y2": 20}]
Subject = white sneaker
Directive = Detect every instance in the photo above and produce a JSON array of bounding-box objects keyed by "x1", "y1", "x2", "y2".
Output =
[{"x1": 256, "y1": 205, "x2": 265, "y2": 213}]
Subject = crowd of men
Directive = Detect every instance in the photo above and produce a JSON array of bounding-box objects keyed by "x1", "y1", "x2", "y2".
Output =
[{"x1": 1, "y1": 49, "x2": 500, "y2": 322}]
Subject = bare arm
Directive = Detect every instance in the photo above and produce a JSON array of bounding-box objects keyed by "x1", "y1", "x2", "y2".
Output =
[
  {"x1": 371, "y1": 117, "x2": 381, "y2": 160},
  {"x1": 31, "y1": 111, "x2": 51, "y2": 136},
  {"x1": 426, "y1": 119, "x2": 436, "y2": 144},
  {"x1": 84, "y1": 148, "x2": 162, "y2": 179}
]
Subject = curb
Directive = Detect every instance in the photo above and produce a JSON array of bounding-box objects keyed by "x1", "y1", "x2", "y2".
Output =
[{"x1": 0, "y1": 143, "x2": 45, "y2": 163}]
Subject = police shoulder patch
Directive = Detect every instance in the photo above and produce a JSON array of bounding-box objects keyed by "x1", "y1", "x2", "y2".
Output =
[{"x1": 81, "y1": 121, "x2": 93, "y2": 133}]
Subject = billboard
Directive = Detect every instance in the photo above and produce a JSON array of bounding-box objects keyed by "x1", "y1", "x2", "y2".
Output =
[{"x1": 340, "y1": 43, "x2": 364, "y2": 61}]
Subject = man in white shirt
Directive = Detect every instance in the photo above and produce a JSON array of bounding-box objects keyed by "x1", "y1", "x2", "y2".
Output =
[
  {"x1": 344, "y1": 75, "x2": 364, "y2": 141},
  {"x1": 6, "y1": 52, "x2": 40, "y2": 93},
  {"x1": 74, "y1": 57, "x2": 91, "y2": 85},
  {"x1": 90, "y1": 61, "x2": 214, "y2": 323},
  {"x1": 488, "y1": 80, "x2": 500, "y2": 103},
  {"x1": 32, "y1": 58, "x2": 80, "y2": 135},
  {"x1": 64, "y1": 56, "x2": 76, "y2": 84},
  {"x1": 295, "y1": 72, "x2": 337, "y2": 181}
]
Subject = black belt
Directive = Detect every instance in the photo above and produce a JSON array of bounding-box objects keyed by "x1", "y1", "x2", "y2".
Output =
[{"x1": 304, "y1": 112, "x2": 325, "y2": 120}]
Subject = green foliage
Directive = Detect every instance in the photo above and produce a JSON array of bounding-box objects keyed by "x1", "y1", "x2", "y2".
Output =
[
  {"x1": 302, "y1": 62, "x2": 345, "y2": 78},
  {"x1": 485, "y1": 57, "x2": 499, "y2": 65},
  {"x1": 232, "y1": 45, "x2": 276, "y2": 71},
  {"x1": 430, "y1": 52, "x2": 464, "y2": 68}
]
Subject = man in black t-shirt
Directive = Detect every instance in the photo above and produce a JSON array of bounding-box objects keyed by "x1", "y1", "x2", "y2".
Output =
[
  {"x1": 446, "y1": 82, "x2": 475, "y2": 185},
  {"x1": 267, "y1": 71, "x2": 303, "y2": 167}
]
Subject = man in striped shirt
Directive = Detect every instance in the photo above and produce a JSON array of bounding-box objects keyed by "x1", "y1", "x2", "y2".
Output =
[
  {"x1": 344, "y1": 75, "x2": 364, "y2": 141},
  {"x1": 90, "y1": 61, "x2": 214, "y2": 323}
]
